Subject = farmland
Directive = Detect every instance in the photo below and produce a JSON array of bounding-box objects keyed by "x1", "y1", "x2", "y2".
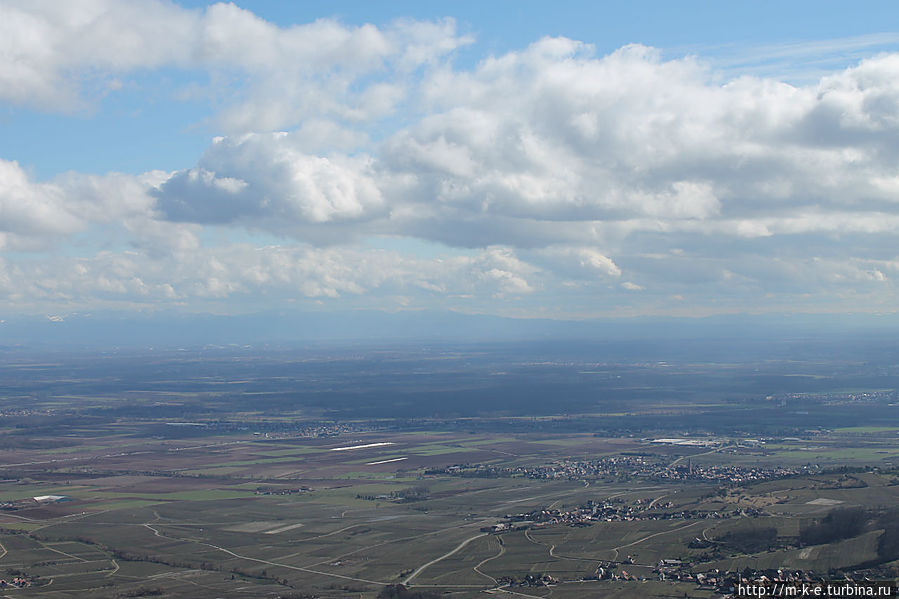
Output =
[{"x1": 0, "y1": 344, "x2": 897, "y2": 597}]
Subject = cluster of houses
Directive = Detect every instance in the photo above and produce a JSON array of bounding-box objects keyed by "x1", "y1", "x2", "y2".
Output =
[
  {"x1": 495, "y1": 562, "x2": 889, "y2": 596},
  {"x1": 654, "y1": 565, "x2": 893, "y2": 596},
  {"x1": 428, "y1": 455, "x2": 812, "y2": 484},
  {"x1": 771, "y1": 390, "x2": 894, "y2": 405},
  {"x1": 495, "y1": 573, "x2": 558, "y2": 587},
  {"x1": 252, "y1": 486, "x2": 310, "y2": 496},
  {"x1": 482, "y1": 498, "x2": 764, "y2": 533},
  {"x1": 0, "y1": 577, "x2": 30, "y2": 588},
  {"x1": 0, "y1": 495, "x2": 70, "y2": 511},
  {"x1": 297, "y1": 423, "x2": 361, "y2": 438}
]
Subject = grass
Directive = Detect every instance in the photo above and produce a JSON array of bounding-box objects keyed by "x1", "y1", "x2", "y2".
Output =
[
  {"x1": 0, "y1": 485, "x2": 88, "y2": 501},
  {"x1": 86, "y1": 489, "x2": 252, "y2": 501},
  {"x1": 245, "y1": 447, "x2": 325, "y2": 456},
  {"x1": 408, "y1": 445, "x2": 473, "y2": 456},
  {"x1": 0, "y1": 522, "x2": 42, "y2": 531}
]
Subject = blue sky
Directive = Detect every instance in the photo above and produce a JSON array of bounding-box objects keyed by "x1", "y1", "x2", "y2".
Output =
[{"x1": 2, "y1": 1, "x2": 899, "y2": 321}]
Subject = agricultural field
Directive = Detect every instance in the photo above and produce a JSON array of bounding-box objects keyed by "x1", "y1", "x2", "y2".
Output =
[
  {"x1": 0, "y1": 346, "x2": 897, "y2": 597},
  {"x1": 0, "y1": 426, "x2": 896, "y2": 598}
]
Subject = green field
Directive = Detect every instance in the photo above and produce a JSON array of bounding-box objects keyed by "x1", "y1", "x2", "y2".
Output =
[{"x1": 0, "y1": 426, "x2": 897, "y2": 597}]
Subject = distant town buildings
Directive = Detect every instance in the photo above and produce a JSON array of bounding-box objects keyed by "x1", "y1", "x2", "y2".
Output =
[{"x1": 427, "y1": 455, "x2": 813, "y2": 484}]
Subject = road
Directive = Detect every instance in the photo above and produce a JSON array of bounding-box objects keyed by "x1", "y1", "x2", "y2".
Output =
[
  {"x1": 610, "y1": 520, "x2": 704, "y2": 561},
  {"x1": 143, "y1": 523, "x2": 389, "y2": 586},
  {"x1": 667, "y1": 444, "x2": 729, "y2": 469},
  {"x1": 403, "y1": 532, "x2": 487, "y2": 585},
  {"x1": 472, "y1": 538, "x2": 504, "y2": 584}
]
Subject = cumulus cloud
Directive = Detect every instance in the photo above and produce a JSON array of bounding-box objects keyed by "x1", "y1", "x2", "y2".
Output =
[
  {"x1": 149, "y1": 41, "x2": 899, "y2": 255},
  {"x1": 0, "y1": 0, "x2": 471, "y2": 130},
  {"x1": 5, "y1": 241, "x2": 884, "y2": 317},
  {"x1": 0, "y1": 243, "x2": 541, "y2": 312},
  {"x1": 155, "y1": 133, "x2": 385, "y2": 232},
  {"x1": 0, "y1": 159, "x2": 81, "y2": 237},
  {"x1": 531, "y1": 247, "x2": 621, "y2": 280},
  {"x1": 0, "y1": 0, "x2": 200, "y2": 110},
  {"x1": 387, "y1": 41, "x2": 899, "y2": 239},
  {"x1": 4, "y1": 5, "x2": 899, "y2": 316},
  {"x1": 0, "y1": 158, "x2": 163, "y2": 249}
]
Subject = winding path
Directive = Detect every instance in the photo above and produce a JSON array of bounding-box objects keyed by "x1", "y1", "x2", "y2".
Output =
[
  {"x1": 143, "y1": 523, "x2": 387, "y2": 585},
  {"x1": 472, "y1": 538, "x2": 504, "y2": 584},
  {"x1": 610, "y1": 520, "x2": 704, "y2": 560},
  {"x1": 402, "y1": 533, "x2": 487, "y2": 585}
]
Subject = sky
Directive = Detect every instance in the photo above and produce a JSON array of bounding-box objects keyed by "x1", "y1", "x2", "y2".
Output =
[{"x1": 3, "y1": 1, "x2": 899, "y2": 323}]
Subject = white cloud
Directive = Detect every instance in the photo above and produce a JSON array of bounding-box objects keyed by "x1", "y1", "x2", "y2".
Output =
[
  {"x1": 532, "y1": 247, "x2": 621, "y2": 280},
  {"x1": 5, "y1": 8, "x2": 899, "y2": 316},
  {"x1": 149, "y1": 41, "x2": 899, "y2": 255},
  {"x1": 0, "y1": 243, "x2": 540, "y2": 312},
  {"x1": 155, "y1": 133, "x2": 385, "y2": 233},
  {"x1": 0, "y1": 158, "x2": 165, "y2": 249},
  {"x1": 388, "y1": 40, "x2": 899, "y2": 240},
  {"x1": 0, "y1": 1, "x2": 471, "y2": 131},
  {"x1": 0, "y1": 159, "x2": 81, "y2": 237},
  {"x1": 0, "y1": 0, "x2": 197, "y2": 110}
]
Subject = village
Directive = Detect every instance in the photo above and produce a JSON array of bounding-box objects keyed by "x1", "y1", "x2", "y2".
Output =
[
  {"x1": 484, "y1": 495, "x2": 762, "y2": 533},
  {"x1": 0, "y1": 576, "x2": 31, "y2": 589},
  {"x1": 428, "y1": 454, "x2": 815, "y2": 484},
  {"x1": 497, "y1": 560, "x2": 898, "y2": 598}
]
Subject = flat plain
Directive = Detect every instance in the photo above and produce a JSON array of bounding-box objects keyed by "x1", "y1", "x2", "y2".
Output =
[{"x1": 0, "y1": 343, "x2": 897, "y2": 597}]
